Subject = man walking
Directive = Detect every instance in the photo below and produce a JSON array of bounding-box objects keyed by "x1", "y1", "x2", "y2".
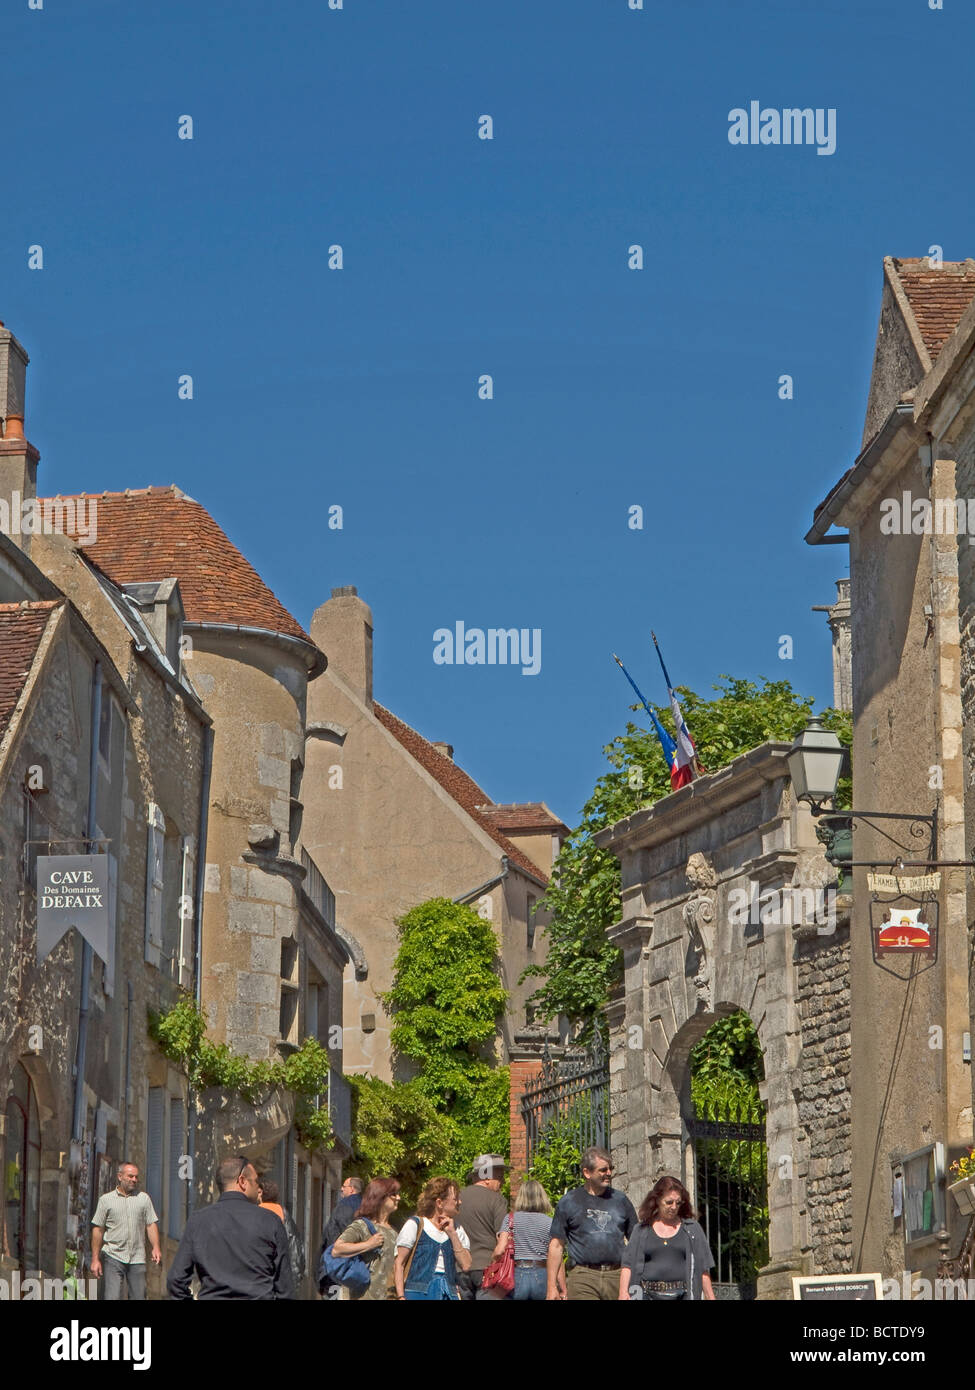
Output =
[
  {"x1": 546, "y1": 1146, "x2": 636, "y2": 1301},
  {"x1": 90, "y1": 1161, "x2": 161, "y2": 1301},
  {"x1": 458, "y1": 1155, "x2": 510, "y2": 1301},
  {"x1": 322, "y1": 1175, "x2": 363, "y2": 1248},
  {"x1": 167, "y1": 1154, "x2": 293, "y2": 1300}
]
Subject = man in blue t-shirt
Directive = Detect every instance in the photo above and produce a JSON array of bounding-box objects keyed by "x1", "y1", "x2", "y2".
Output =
[{"x1": 546, "y1": 1146, "x2": 637, "y2": 1301}]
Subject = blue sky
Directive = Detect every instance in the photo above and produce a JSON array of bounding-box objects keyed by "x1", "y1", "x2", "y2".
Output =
[{"x1": 3, "y1": 0, "x2": 968, "y2": 826}]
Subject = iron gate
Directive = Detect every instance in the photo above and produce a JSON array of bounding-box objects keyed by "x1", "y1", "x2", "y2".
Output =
[
  {"x1": 684, "y1": 1096, "x2": 768, "y2": 1300},
  {"x1": 520, "y1": 1036, "x2": 609, "y2": 1170}
]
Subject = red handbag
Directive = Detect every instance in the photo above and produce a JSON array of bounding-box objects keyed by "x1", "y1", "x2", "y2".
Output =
[{"x1": 481, "y1": 1214, "x2": 515, "y2": 1296}]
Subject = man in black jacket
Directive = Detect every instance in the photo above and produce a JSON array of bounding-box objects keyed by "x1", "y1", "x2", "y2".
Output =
[{"x1": 167, "y1": 1155, "x2": 293, "y2": 1300}]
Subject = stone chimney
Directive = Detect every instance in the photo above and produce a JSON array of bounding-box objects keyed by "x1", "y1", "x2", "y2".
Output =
[
  {"x1": 431, "y1": 742, "x2": 453, "y2": 760},
  {"x1": 310, "y1": 586, "x2": 373, "y2": 706},
  {"x1": 0, "y1": 323, "x2": 39, "y2": 555}
]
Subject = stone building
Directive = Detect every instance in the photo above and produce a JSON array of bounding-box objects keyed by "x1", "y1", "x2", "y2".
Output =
[
  {"x1": 302, "y1": 586, "x2": 567, "y2": 1080},
  {"x1": 1, "y1": 320, "x2": 353, "y2": 1295},
  {"x1": 0, "y1": 336, "x2": 208, "y2": 1293},
  {"x1": 808, "y1": 255, "x2": 975, "y2": 1286},
  {"x1": 595, "y1": 743, "x2": 850, "y2": 1298}
]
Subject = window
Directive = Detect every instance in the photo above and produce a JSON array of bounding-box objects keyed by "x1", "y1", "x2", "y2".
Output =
[
  {"x1": 4, "y1": 1063, "x2": 40, "y2": 1270},
  {"x1": 527, "y1": 893, "x2": 538, "y2": 950}
]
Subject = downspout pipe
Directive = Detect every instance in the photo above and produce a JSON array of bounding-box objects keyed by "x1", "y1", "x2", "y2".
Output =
[
  {"x1": 186, "y1": 724, "x2": 213, "y2": 1215},
  {"x1": 453, "y1": 855, "x2": 510, "y2": 905},
  {"x1": 72, "y1": 661, "x2": 102, "y2": 1142}
]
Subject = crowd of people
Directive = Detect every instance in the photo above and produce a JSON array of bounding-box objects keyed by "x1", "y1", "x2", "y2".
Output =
[{"x1": 88, "y1": 1146, "x2": 716, "y2": 1300}]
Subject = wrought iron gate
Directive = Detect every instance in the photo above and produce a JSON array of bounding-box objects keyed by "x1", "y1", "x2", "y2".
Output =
[
  {"x1": 684, "y1": 1096, "x2": 768, "y2": 1300},
  {"x1": 520, "y1": 1036, "x2": 609, "y2": 1171}
]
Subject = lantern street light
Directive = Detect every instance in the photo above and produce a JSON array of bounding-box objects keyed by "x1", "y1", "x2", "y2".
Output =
[{"x1": 788, "y1": 717, "x2": 937, "y2": 868}]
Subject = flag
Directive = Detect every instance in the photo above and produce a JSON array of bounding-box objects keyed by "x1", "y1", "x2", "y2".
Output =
[
  {"x1": 612, "y1": 655, "x2": 692, "y2": 791},
  {"x1": 651, "y1": 631, "x2": 697, "y2": 780}
]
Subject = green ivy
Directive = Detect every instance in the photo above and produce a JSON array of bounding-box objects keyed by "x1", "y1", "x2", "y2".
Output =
[
  {"x1": 522, "y1": 678, "x2": 852, "y2": 1036},
  {"x1": 149, "y1": 995, "x2": 334, "y2": 1152},
  {"x1": 375, "y1": 897, "x2": 511, "y2": 1183}
]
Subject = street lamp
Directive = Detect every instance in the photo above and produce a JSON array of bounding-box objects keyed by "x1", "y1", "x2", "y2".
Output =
[
  {"x1": 788, "y1": 717, "x2": 937, "y2": 868},
  {"x1": 787, "y1": 718, "x2": 846, "y2": 811}
]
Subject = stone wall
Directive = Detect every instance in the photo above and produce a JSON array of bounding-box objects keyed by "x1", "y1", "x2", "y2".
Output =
[{"x1": 795, "y1": 926, "x2": 852, "y2": 1274}]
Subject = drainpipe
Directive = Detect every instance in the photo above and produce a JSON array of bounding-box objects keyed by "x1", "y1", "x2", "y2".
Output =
[
  {"x1": 122, "y1": 981, "x2": 133, "y2": 1157},
  {"x1": 186, "y1": 724, "x2": 213, "y2": 1214},
  {"x1": 72, "y1": 662, "x2": 102, "y2": 1142},
  {"x1": 453, "y1": 856, "x2": 510, "y2": 905}
]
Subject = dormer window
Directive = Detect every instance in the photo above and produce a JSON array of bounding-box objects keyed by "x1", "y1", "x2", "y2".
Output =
[{"x1": 120, "y1": 578, "x2": 185, "y2": 677}]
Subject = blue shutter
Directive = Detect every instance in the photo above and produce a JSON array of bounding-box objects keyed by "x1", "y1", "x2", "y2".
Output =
[
  {"x1": 146, "y1": 1087, "x2": 165, "y2": 1220},
  {"x1": 168, "y1": 1098, "x2": 186, "y2": 1238}
]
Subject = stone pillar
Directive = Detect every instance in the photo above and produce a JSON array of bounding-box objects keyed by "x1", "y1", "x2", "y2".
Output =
[{"x1": 607, "y1": 917, "x2": 654, "y2": 1199}]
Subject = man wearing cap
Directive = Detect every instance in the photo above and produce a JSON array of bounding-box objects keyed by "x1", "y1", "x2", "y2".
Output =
[{"x1": 458, "y1": 1154, "x2": 510, "y2": 1301}]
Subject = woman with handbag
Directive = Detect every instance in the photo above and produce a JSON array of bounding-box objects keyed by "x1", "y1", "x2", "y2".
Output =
[
  {"x1": 393, "y1": 1177, "x2": 472, "y2": 1301},
  {"x1": 330, "y1": 1178, "x2": 402, "y2": 1301},
  {"x1": 509, "y1": 1179, "x2": 564, "y2": 1302},
  {"x1": 618, "y1": 1176, "x2": 716, "y2": 1301}
]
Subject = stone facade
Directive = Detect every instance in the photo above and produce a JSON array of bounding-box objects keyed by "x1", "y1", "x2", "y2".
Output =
[
  {"x1": 302, "y1": 587, "x2": 564, "y2": 1080},
  {"x1": 595, "y1": 743, "x2": 851, "y2": 1298},
  {"x1": 809, "y1": 255, "x2": 975, "y2": 1283}
]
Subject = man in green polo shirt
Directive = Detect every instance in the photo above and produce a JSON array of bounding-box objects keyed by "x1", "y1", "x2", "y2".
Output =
[{"x1": 91, "y1": 1161, "x2": 162, "y2": 1300}]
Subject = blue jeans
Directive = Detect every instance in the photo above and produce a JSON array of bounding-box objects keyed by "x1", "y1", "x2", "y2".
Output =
[
  {"x1": 512, "y1": 1267, "x2": 547, "y2": 1301},
  {"x1": 405, "y1": 1274, "x2": 457, "y2": 1301},
  {"x1": 101, "y1": 1255, "x2": 146, "y2": 1301}
]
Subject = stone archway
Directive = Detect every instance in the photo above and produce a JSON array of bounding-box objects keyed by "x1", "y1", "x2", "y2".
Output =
[{"x1": 599, "y1": 742, "x2": 852, "y2": 1297}]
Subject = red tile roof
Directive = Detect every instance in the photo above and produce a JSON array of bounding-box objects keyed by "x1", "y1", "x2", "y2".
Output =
[
  {"x1": 38, "y1": 486, "x2": 311, "y2": 644},
  {"x1": 373, "y1": 702, "x2": 549, "y2": 881},
  {"x1": 476, "y1": 802, "x2": 568, "y2": 833},
  {"x1": 889, "y1": 258, "x2": 975, "y2": 362},
  {"x1": 0, "y1": 601, "x2": 61, "y2": 739}
]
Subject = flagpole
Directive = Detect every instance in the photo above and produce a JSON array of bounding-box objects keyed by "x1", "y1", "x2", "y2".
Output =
[
  {"x1": 650, "y1": 630, "x2": 675, "y2": 692},
  {"x1": 649, "y1": 631, "x2": 703, "y2": 779},
  {"x1": 612, "y1": 653, "x2": 660, "y2": 727}
]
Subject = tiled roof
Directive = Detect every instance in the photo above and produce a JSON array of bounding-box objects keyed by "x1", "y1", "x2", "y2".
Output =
[
  {"x1": 372, "y1": 702, "x2": 549, "y2": 881},
  {"x1": 889, "y1": 258, "x2": 975, "y2": 362},
  {"x1": 476, "y1": 802, "x2": 568, "y2": 833},
  {"x1": 38, "y1": 486, "x2": 311, "y2": 644},
  {"x1": 0, "y1": 600, "x2": 61, "y2": 739}
]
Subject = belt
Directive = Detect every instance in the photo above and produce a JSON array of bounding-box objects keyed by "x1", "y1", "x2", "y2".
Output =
[
  {"x1": 514, "y1": 1260, "x2": 546, "y2": 1268},
  {"x1": 642, "y1": 1280, "x2": 684, "y2": 1291},
  {"x1": 573, "y1": 1263, "x2": 619, "y2": 1272}
]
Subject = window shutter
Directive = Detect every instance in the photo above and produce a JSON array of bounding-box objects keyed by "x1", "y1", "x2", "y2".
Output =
[
  {"x1": 146, "y1": 1087, "x2": 165, "y2": 1220},
  {"x1": 145, "y1": 805, "x2": 165, "y2": 963},
  {"x1": 178, "y1": 836, "x2": 196, "y2": 989},
  {"x1": 168, "y1": 1098, "x2": 186, "y2": 1239}
]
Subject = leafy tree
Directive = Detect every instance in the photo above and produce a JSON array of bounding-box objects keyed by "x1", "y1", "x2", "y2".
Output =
[
  {"x1": 523, "y1": 677, "x2": 851, "y2": 1036},
  {"x1": 345, "y1": 1075, "x2": 457, "y2": 1207}
]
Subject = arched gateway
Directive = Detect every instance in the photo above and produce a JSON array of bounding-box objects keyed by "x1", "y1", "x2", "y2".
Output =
[{"x1": 595, "y1": 742, "x2": 853, "y2": 1299}]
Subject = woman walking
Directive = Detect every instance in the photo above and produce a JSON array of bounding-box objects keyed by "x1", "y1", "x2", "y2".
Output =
[
  {"x1": 619, "y1": 1175, "x2": 716, "y2": 1301},
  {"x1": 330, "y1": 1177, "x2": 402, "y2": 1300},
  {"x1": 393, "y1": 1177, "x2": 472, "y2": 1301},
  {"x1": 509, "y1": 1179, "x2": 565, "y2": 1301}
]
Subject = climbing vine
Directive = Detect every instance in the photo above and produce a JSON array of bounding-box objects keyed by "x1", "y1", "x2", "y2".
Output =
[{"x1": 149, "y1": 995, "x2": 334, "y2": 1151}]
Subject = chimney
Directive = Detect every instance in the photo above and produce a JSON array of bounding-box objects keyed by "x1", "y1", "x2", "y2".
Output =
[
  {"x1": 431, "y1": 742, "x2": 454, "y2": 760},
  {"x1": 310, "y1": 586, "x2": 374, "y2": 706},
  {"x1": 0, "y1": 323, "x2": 40, "y2": 556}
]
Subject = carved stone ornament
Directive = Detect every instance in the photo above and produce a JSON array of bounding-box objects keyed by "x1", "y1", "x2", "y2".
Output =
[{"x1": 683, "y1": 851, "x2": 717, "y2": 1010}]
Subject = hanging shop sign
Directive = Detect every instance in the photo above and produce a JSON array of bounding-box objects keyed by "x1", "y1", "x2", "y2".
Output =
[
  {"x1": 867, "y1": 872, "x2": 939, "y2": 969},
  {"x1": 36, "y1": 854, "x2": 112, "y2": 964}
]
